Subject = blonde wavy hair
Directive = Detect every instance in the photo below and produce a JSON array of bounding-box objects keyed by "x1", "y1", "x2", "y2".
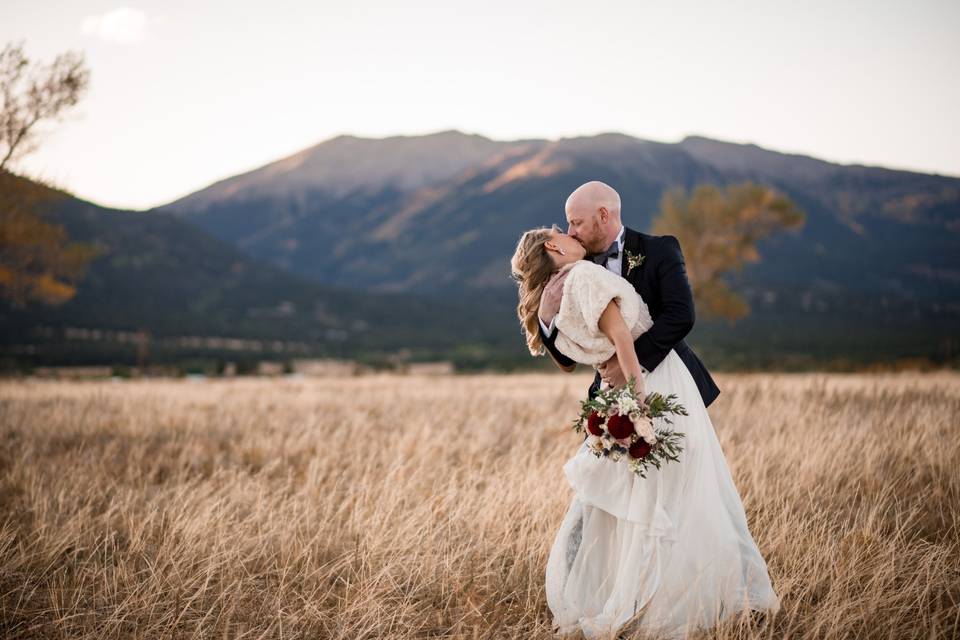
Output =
[{"x1": 510, "y1": 224, "x2": 560, "y2": 356}]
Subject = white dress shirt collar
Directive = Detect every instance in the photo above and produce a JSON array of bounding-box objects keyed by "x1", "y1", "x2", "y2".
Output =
[{"x1": 613, "y1": 224, "x2": 625, "y2": 250}]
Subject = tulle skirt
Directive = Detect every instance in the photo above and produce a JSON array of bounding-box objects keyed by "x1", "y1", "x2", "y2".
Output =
[{"x1": 544, "y1": 349, "x2": 780, "y2": 639}]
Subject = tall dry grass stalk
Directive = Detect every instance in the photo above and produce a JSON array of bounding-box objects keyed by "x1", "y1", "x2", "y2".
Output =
[{"x1": 1, "y1": 372, "x2": 958, "y2": 639}]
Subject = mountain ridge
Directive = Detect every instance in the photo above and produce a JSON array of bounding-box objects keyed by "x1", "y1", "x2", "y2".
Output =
[
  {"x1": 163, "y1": 130, "x2": 960, "y2": 217},
  {"x1": 153, "y1": 130, "x2": 960, "y2": 296}
]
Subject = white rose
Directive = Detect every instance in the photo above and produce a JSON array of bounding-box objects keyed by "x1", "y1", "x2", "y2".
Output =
[{"x1": 635, "y1": 416, "x2": 656, "y2": 444}]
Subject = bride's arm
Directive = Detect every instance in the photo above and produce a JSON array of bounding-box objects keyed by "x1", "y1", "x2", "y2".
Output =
[{"x1": 598, "y1": 299, "x2": 646, "y2": 395}]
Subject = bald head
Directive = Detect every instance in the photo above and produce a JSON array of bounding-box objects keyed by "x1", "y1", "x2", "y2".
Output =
[
  {"x1": 565, "y1": 181, "x2": 621, "y2": 219},
  {"x1": 564, "y1": 181, "x2": 623, "y2": 254}
]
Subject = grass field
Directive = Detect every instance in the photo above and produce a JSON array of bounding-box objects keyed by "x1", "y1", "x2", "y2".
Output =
[{"x1": 1, "y1": 372, "x2": 958, "y2": 639}]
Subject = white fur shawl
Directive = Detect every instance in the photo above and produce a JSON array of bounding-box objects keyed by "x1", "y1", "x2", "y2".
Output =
[{"x1": 553, "y1": 261, "x2": 653, "y2": 365}]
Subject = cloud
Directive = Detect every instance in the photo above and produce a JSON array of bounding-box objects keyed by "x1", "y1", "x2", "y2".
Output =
[{"x1": 80, "y1": 7, "x2": 148, "y2": 45}]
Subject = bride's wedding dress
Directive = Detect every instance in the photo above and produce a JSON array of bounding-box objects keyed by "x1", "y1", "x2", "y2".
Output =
[{"x1": 543, "y1": 261, "x2": 780, "y2": 639}]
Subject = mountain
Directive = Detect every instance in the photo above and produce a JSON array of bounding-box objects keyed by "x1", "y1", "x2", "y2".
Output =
[
  {"x1": 156, "y1": 131, "x2": 960, "y2": 368},
  {"x1": 166, "y1": 130, "x2": 521, "y2": 209},
  {"x1": 0, "y1": 172, "x2": 518, "y2": 370},
  {"x1": 158, "y1": 131, "x2": 960, "y2": 294}
]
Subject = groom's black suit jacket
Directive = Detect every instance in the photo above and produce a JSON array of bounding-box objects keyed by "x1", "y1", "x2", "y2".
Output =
[{"x1": 540, "y1": 227, "x2": 721, "y2": 408}]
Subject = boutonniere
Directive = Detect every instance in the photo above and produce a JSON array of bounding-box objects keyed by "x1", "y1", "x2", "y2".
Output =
[{"x1": 625, "y1": 250, "x2": 645, "y2": 274}]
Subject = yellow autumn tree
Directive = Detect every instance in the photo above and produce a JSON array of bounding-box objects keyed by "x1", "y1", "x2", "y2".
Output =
[
  {"x1": 0, "y1": 41, "x2": 101, "y2": 308},
  {"x1": 651, "y1": 182, "x2": 805, "y2": 322},
  {"x1": 0, "y1": 172, "x2": 103, "y2": 307}
]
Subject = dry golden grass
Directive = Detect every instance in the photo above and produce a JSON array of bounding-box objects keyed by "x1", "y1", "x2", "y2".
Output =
[{"x1": 1, "y1": 372, "x2": 958, "y2": 639}]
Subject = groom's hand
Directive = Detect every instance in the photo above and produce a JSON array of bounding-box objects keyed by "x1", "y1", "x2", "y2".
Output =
[{"x1": 598, "y1": 353, "x2": 627, "y2": 388}]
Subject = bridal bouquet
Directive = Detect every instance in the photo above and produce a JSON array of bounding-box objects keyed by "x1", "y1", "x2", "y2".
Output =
[{"x1": 572, "y1": 377, "x2": 688, "y2": 478}]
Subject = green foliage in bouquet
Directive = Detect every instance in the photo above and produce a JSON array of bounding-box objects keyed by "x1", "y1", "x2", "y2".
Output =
[{"x1": 572, "y1": 376, "x2": 689, "y2": 478}]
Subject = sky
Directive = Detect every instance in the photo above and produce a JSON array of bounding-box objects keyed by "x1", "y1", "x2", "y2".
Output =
[{"x1": 1, "y1": 0, "x2": 958, "y2": 211}]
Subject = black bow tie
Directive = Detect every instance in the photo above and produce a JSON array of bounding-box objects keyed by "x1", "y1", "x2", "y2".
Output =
[{"x1": 590, "y1": 242, "x2": 620, "y2": 265}]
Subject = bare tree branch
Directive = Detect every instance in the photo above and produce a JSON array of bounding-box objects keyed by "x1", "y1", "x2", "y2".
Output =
[{"x1": 0, "y1": 41, "x2": 90, "y2": 171}]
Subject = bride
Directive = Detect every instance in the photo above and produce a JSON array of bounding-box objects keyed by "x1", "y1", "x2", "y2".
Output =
[{"x1": 510, "y1": 225, "x2": 780, "y2": 639}]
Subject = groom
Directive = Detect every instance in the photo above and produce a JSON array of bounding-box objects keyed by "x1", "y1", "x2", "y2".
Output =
[{"x1": 538, "y1": 181, "x2": 721, "y2": 408}]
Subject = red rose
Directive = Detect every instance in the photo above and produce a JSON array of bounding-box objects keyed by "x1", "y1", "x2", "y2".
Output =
[
  {"x1": 586, "y1": 411, "x2": 604, "y2": 436},
  {"x1": 629, "y1": 439, "x2": 652, "y2": 459},
  {"x1": 607, "y1": 413, "x2": 635, "y2": 439}
]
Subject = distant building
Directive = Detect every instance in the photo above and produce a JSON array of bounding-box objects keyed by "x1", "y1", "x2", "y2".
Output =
[
  {"x1": 33, "y1": 366, "x2": 113, "y2": 379},
  {"x1": 406, "y1": 361, "x2": 455, "y2": 376},
  {"x1": 256, "y1": 361, "x2": 285, "y2": 376},
  {"x1": 291, "y1": 358, "x2": 357, "y2": 377}
]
